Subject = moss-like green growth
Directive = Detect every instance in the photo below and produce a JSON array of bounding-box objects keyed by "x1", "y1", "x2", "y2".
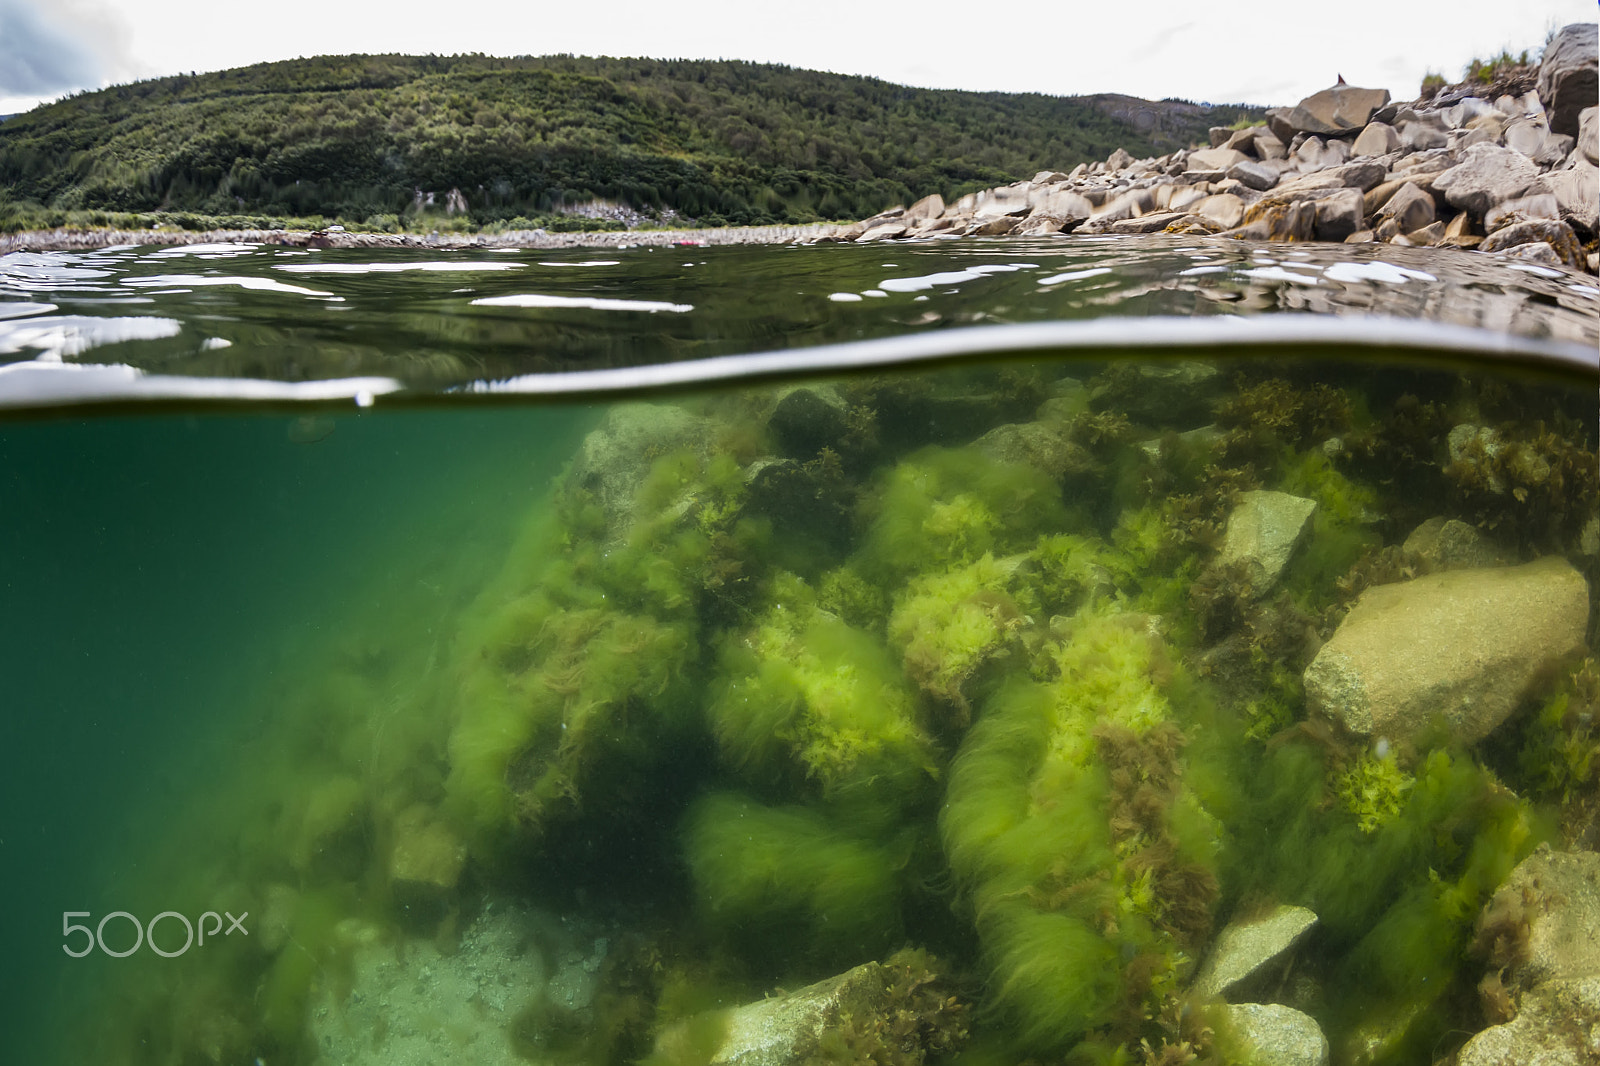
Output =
[
  {"x1": 709, "y1": 571, "x2": 938, "y2": 816},
  {"x1": 683, "y1": 792, "x2": 905, "y2": 966},
  {"x1": 1336, "y1": 751, "x2": 1414, "y2": 834},
  {"x1": 858, "y1": 445, "x2": 1069, "y2": 584},
  {"x1": 888, "y1": 554, "x2": 1034, "y2": 719},
  {"x1": 804, "y1": 948, "x2": 971, "y2": 1065},
  {"x1": 941, "y1": 611, "x2": 1222, "y2": 1052}
]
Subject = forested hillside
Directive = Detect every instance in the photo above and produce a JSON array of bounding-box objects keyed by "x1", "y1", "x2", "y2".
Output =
[{"x1": 0, "y1": 54, "x2": 1262, "y2": 231}]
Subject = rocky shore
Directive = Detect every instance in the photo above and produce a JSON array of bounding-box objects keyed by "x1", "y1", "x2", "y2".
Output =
[
  {"x1": 823, "y1": 23, "x2": 1600, "y2": 276},
  {"x1": 0, "y1": 221, "x2": 844, "y2": 255}
]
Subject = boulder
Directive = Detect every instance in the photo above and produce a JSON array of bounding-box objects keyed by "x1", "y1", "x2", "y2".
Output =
[
  {"x1": 1502, "y1": 117, "x2": 1550, "y2": 157},
  {"x1": 857, "y1": 222, "x2": 908, "y2": 242},
  {"x1": 975, "y1": 421, "x2": 1096, "y2": 484},
  {"x1": 965, "y1": 216, "x2": 1019, "y2": 236},
  {"x1": 1579, "y1": 106, "x2": 1598, "y2": 165},
  {"x1": 904, "y1": 193, "x2": 946, "y2": 220},
  {"x1": 1456, "y1": 977, "x2": 1600, "y2": 1066},
  {"x1": 1192, "y1": 193, "x2": 1245, "y2": 230},
  {"x1": 1480, "y1": 218, "x2": 1583, "y2": 269},
  {"x1": 1501, "y1": 241, "x2": 1563, "y2": 267},
  {"x1": 571, "y1": 403, "x2": 722, "y2": 539},
  {"x1": 1537, "y1": 23, "x2": 1599, "y2": 138},
  {"x1": 1485, "y1": 191, "x2": 1561, "y2": 234},
  {"x1": 1228, "y1": 160, "x2": 1280, "y2": 191},
  {"x1": 651, "y1": 962, "x2": 895, "y2": 1066},
  {"x1": 1106, "y1": 147, "x2": 1135, "y2": 171},
  {"x1": 1402, "y1": 517, "x2": 1509, "y2": 571},
  {"x1": 1280, "y1": 84, "x2": 1391, "y2": 136},
  {"x1": 1482, "y1": 847, "x2": 1600, "y2": 991},
  {"x1": 1304, "y1": 557, "x2": 1590, "y2": 745},
  {"x1": 1028, "y1": 188, "x2": 1094, "y2": 225},
  {"x1": 1352, "y1": 121, "x2": 1401, "y2": 157},
  {"x1": 1215, "y1": 491, "x2": 1318, "y2": 597},
  {"x1": 1193, "y1": 905, "x2": 1319, "y2": 1001},
  {"x1": 767, "y1": 385, "x2": 851, "y2": 460},
  {"x1": 1188, "y1": 147, "x2": 1251, "y2": 172},
  {"x1": 1542, "y1": 162, "x2": 1599, "y2": 234},
  {"x1": 1219, "y1": 1004, "x2": 1330, "y2": 1066},
  {"x1": 1376, "y1": 182, "x2": 1436, "y2": 234},
  {"x1": 1433, "y1": 143, "x2": 1541, "y2": 216},
  {"x1": 1312, "y1": 188, "x2": 1366, "y2": 241},
  {"x1": 1087, "y1": 361, "x2": 1221, "y2": 427},
  {"x1": 972, "y1": 187, "x2": 1033, "y2": 218},
  {"x1": 389, "y1": 804, "x2": 467, "y2": 922}
]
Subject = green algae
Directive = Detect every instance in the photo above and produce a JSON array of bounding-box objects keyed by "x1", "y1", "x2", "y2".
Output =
[{"x1": 61, "y1": 358, "x2": 1598, "y2": 1066}]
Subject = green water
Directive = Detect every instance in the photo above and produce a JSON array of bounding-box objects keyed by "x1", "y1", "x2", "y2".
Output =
[{"x1": 0, "y1": 239, "x2": 1596, "y2": 1066}]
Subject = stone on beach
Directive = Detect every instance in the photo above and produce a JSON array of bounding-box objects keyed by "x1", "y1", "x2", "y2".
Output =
[
  {"x1": 1303, "y1": 557, "x2": 1590, "y2": 745},
  {"x1": 1433, "y1": 143, "x2": 1541, "y2": 215},
  {"x1": 1537, "y1": 23, "x2": 1599, "y2": 138}
]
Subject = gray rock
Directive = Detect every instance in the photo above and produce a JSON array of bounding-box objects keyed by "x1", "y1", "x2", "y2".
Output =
[
  {"x1": 1376, "y1": 182, "x2": 1436, "y2": 234},
  {"x1": 1456, "y1": 977, "x2": 1600, "y2": 1066},
  {"x1": 1487, "y1": 847, "x2": 1600, "y2": 990},
  {"x1": 1229, "y1": 160, "x2": 1280, "y2": 191},
  {"x1": 1304, "y1": 557, "x2": 1590, "y2": 745},
  {"x1": 1537, "y1": 23, "x2": 1599, "y2": 138},
  {"x1": 1031, "y1": 170, "x2": 1071, "y2": 184},
  {"x1": 1191, "y1": 193, "x2": 1245, "y2": 229},
  {"x1": 1216, "y1": 490, "x2": 1318, "y2": 597},
  {"x1": 652, "y1": 962, "x2": 893, "y2": 1066},
  {"x1": 1312, "y1": 188, "x2": 1366, "y2": 241},
  {"x1": 1486, "y1": 192, "x2": 1562, "y2": 233},
  {"x1": 1220, "y1": 1003, "x2": 1330, "y2": 1066},
  {"x1": 1500, "y1": 241, "x2": 1564, "y2": 266},
  {"x1": 1352, "y1": 121, "x2": 1401, "y2": 157},
  {"x1": 857, "y1": 222, "x2": 907, "y2": 242},
  {"x1": 1434, "y1": 143, "x2": 1541, "y2": 216},
  {"x1": 904, "y1": 193, "x2": 945, "y2": 220},
  {"x1": 1503, "y1": 117, "x2": 1550, "y2": 157},
  {"x1": 1480, "y1": 218, "x2": 1583, "y2": 268},
  {"x1": 1402, "y1": 517, "x2": 1509, "y2": 571},
  {"x1": 1028, "y1": 187, "x2": 1094, "y2": 225},
  {"x1": 1193, "y1": 905, "x2": 1319, "y2": 1001},
  {"x1": 768, "y1": 385, "x2": 850, "y2": 460},
  {"x1": 1579, "y1": 106, "x2": 1598, "y2": 165},
  {"x1": 971, "y1": 186, "x2": 1033, "y2": 218},
  {"x1": 1281, "y1": 84, "x2": 1391, "y2": 135},
  {"x1": 1106, "y1": 147, "x2": 1135, "y2": 171},
  {"x1": 1542, "y1": 163, "x2": 1599, "y2": 235},
  {"x1": 1187, "y1": 147, "x2": 1250, "y2": 172},
  {"x1": 1088, "y1": 361, "x2": 1221, "y2": 427},
  {"x1": 975, "y1": 421, "x2": 1096, "y2": 483},
  {"x1": 1401, "y1": 121, "x2": 1450, "y2": 151}
]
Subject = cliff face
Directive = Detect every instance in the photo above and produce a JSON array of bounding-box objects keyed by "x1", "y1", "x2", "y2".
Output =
[{"x1": 1083, "y1": 94, "x2": 1229, "y2": 151}]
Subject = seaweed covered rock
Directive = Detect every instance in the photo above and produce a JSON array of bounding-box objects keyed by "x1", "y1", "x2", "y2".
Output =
[
  {"x1": 1455, "y1": 976, "x2": 1600, "y2": 1066},
  {"x1": 682, "y1": 793, "x2": 906, "y2": 964},
  {"x1": 708, "y1": 572, "x2": 937, "y2": 813},
  {"x1": 941, "y1": 610, "x2": 1223, "y2": 1050},
  {"x1": 1477, "y1": 846, "x2": 1600, "y2": 994},
  {"x1": 1304, "y1": 558, "x2": 1590, "y2": 745},
  {"x1": 1402, "y1": 516, "x2": 1511, "y2": 571},
  {"x1": 648, "y1": 951, "x2": 967, "y2": 1066}
]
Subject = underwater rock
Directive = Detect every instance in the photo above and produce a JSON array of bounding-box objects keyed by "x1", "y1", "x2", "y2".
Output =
[
  {"x1": 1402, "y1": 517, "x2": 1511, "y2": 571},
  {"x1": 569, "y1": 403, "x2": 722, "y2": 540},
  {"x1": 1455, "y1": 976, "x2": 1600, "y2": 1066},
  {"x1": 1304, "y1": 557, "x2": 1590, "y2": 745},
  {"x1": 653, "y1": 962, "x2": 892, "y2": 1066},
  {"x1": 1214, "y1": 490, "x2": 1318, "y2": 598},
  {"x1": 974, "y1": 420, "x2": 1096, "y2": 485},
  {"x1": 1087, "y1": 361, "x2": 1221, "y2": 428},
  {"x1": 388, "y1": 804, "x2": 467, "y2": 918},
  {"x1": 1218, "y1": 1003, "x2": 1330, "y2": 1066},
  {"x1": 1192, "y1": 904, "x2": 1319, "y2": 1002},
  {"x1": 767, "y1": 385, "x2": 851, "y2": 460},
  {"x1": 1482, "y1": 846, "x2": 1600, "y2": 991}
]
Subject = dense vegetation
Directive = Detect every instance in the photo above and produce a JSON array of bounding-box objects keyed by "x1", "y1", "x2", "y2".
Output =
[{"x1": 0, "y1": 54, "x2": 1261, "y2": 232}]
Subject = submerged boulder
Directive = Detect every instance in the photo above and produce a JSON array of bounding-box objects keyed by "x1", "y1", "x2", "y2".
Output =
[
  {"x1": 1455, "y1": 976, "x2": 1600, "y2": 1066},
  {"x1": 1304, "y1": 558, "x2": 1590, "y2": 745},
  {"x1": 1481, "y1": 846, "x2": 1600, "y2": 991},
  {"x1": 1219, "y1": 1003, "x2": 1330, "y2": 1066},
  {"x1": 1215, "y1": 491, "x2": 1318, "y2": 598},
  {"x1": 1193, "y1": 904, "x2": 1319, "y2": 1002}
]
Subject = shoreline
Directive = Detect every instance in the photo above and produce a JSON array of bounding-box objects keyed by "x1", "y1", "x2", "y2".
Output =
[{"x1": 0, "y1": 222, "x2": 845, "y2": 255}]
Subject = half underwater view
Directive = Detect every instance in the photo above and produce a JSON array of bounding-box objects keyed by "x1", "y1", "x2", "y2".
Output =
[{"x1": 1, "y1": 236, "x2": 1597, "y2": 1066}]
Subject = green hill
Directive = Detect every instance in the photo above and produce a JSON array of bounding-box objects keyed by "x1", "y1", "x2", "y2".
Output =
[{"x1": 0, "y1": 54, "x2": 1262, "y2": 232}]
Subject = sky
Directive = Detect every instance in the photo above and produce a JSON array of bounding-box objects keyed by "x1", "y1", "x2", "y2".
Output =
[{"x1": 0, "y1": 0, "x2": 1594, "y2": 116}]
